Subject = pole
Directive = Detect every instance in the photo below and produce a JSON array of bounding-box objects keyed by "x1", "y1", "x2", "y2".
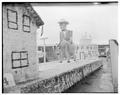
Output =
[
  {"x1": 43, "y1": 39, "x2": 46, "y2": 63},
  {"x1": 40, "y1": 37, "x2": 48, "y2": 63}
]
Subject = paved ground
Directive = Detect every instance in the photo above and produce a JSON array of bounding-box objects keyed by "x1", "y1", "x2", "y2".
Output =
[
  {"x1": 4, "y1": 58, "x2": 101, "y2": 93},
  {"x1": 38, "y1": 58, "x2": 98, "y2": 71},
  {"x1": 38, "y1": 59, "x2": 100, "y2": 80},
  {"x1": 64, "y1": 58, "x2": 114, "y2": 93}
]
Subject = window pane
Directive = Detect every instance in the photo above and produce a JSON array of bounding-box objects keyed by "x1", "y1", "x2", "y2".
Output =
[
  {"x1": 21, "y1": 52, "x2": 27, "y2": 59},
  {"x1": 23, "y1": 16, "x2": 30, "y2": 26},
  {"x1": 23, "y1": 26, "x2": 30, "y2": 32},
  {"x1": 13, "y1": 60, "x2": 20, "y2": 68},
  {"x1": 21, "y1": 60, "x2": 28, "y2": 67},
  {"x1": 8, "y1": 22, "x2": 17, "y2": 29},
  {"x1": 12, "y1": 52, "x2": 20, "y2": 60},
  {"x1": 8, "y1": 9, "x2": 17, "y2": 22}
]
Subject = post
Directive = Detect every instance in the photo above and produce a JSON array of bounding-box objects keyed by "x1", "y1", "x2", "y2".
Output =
[{"x1": 40, "y1": 37, "x2": 48, "y2": 63}]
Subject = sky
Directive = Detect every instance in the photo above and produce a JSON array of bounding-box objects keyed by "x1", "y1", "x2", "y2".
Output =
[{"x1": 33, "y1": 3, "x2": 118, "y2": 45}]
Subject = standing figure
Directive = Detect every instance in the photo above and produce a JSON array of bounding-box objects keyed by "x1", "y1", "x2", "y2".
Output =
[{"x1": 58, "y1": 19, "x2": 76, "y2": 63}]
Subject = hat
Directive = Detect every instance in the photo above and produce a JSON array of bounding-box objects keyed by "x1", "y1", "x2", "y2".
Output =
[{"x1": 58, "y1": 19, "x2": 69, "y2": 25}]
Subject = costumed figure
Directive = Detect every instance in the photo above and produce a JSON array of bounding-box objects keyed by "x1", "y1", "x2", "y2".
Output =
[{"x1": 58, "y1": 19, "x2": 76, "y2": 63}]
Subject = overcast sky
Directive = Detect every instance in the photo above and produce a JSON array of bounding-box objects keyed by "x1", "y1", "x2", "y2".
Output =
[{"x1": 33, "y1": 3, "x2": 118, "y2": 45}]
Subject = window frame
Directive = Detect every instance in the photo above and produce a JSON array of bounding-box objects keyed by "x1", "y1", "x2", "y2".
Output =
[
  {"x1": 7, "y1": 9, "x2": 18, "y2": 30},
  {"x1": 22, "y1": 15, "x2": 30, "y2": 33},
  {"x1": 11, "y1": 51, "x2": 29, "y2": 69}
]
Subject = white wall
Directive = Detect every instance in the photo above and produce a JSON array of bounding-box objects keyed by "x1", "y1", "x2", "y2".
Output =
[
  {"x1": 109, "y1": 40, "x2": 118, "y2": 92},
  {"x1": 3, "y1": 5, "x2": 39, "y2": 83}
]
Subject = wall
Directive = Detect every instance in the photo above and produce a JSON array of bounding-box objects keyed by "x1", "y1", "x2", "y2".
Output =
[
  {"x1": 3, "y1": 4, "x2": 39, "y2": 83},
  {"x1": 4, "y1": 60, "x2": 102, "y2": 93},
  {"x1": 109, "y1": 40, "x2": 118, "y2": 92}
]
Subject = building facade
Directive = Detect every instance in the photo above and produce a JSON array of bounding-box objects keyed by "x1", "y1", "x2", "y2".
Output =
[
  {"x1": 3, "y1": 3, "x2": 44, "y2": 85},
  {"x1": 37, "y1": 44, "x2": 58, "y2": 63},
  {"x1": 78, "y1": 32, "x2": 99, "y2": 60},
  {"x1": 98, "y1": 44, "x2": 110, "y2": 57}
]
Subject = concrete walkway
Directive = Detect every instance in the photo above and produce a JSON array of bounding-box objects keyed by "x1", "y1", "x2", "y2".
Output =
[
  {"x1": 38, "y1": 59, "x2": 100, "y2": 80},
  {"x1": 4, "y1": 58, "x2": 102, "y2": 93},
  {"x1": 64, "y1": 58, "x2": 114, "y2": 93},
  {"x1": 38, "y1": 59, "x2": 98, "y2": 71}
]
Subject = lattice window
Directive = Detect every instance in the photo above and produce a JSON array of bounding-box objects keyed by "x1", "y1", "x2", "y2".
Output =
[
  {"x1": 11, "y1": 51, "x2": 29, "y2": 69},
  {"x1": 23, "y1": 15, "x2": 30, "y2": 32},
  {"x1": 7, "y1": 9, "x2": 18, "y2": 30}
]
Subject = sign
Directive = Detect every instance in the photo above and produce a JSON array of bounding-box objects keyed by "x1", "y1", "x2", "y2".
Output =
[{"x1": 3, "y1": 73, "x2": 16, "y2": 88}]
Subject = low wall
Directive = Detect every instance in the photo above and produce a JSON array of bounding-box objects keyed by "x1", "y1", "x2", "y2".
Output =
[{"x1": 4, "y1": 60, "x2": 103, "y2": 93}]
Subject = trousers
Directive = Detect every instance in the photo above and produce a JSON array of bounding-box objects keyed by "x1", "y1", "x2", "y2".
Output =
[{"x1": 59, "y1": 40, "x2": 76, "y2": 61}]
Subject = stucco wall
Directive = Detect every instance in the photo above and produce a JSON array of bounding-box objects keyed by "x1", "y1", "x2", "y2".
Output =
[{"x1": 3, "y1": 4, "x2": 39, "y2": 83}]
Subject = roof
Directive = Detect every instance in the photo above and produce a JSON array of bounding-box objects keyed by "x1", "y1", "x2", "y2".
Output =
[
  {"x1": 24, "y1": 3, "x2": 44, "y2": 27},
  {"x1": 3, "y1": 3, "x2": 44, "y2": 27}
]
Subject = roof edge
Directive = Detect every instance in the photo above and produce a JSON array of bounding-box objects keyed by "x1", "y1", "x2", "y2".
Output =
[{"x1": 24, "y1": 3, "x2": 44, "y2": 27}]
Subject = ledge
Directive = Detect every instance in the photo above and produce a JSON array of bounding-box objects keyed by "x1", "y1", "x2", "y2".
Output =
[{"x1": 4, "y1": 59, "x2": 103, "y2": 93}]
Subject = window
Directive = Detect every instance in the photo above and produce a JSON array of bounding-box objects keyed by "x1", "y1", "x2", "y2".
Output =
[
  {"x1": 7, "y1": 9, "x2": 18, "y2": 30},
  {"x1": 11, "y1": 51, "x2": 29, "y2": 69},
  {"x1": 23, "y1": 15, "x2": 30, "y2": 32}
]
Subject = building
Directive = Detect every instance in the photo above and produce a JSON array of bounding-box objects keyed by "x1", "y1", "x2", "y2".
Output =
[
  {"x1": 79, "y1": 32, "x2": 92, "y2": 45},
  {"x1": 78, "y1": 32, "x2": 99, "y2": 60},
  {"x1": 3, "y1": 3, "x2": 44, "y2": 85},
  {"x1": 37, "y1": 44, "x2": 58, "y2": 63},
  {"x1": 98, "y1": 44, "x2": 110, "y2": 57}
]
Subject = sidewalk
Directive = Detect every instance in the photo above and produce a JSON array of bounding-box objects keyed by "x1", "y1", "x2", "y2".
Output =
[
  {"x1": 38, "y1": 59, "x2": 99, "y2": 71},
  {"x1": 38, "y1": 59, "x2": 100, "y2": 80}
]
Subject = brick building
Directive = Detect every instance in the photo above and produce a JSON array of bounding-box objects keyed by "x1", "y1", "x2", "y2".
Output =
[{"x1": 3, "y1": 3, "x2": 44, "y2": 84}]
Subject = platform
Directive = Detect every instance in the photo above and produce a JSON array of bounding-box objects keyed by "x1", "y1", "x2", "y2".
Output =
[
  {"x1": 4, "y1": 58, "x2": 103, "y2": 93},
  {"x1": 38, "y1": 59, "x2": 100, "y2": 79}
]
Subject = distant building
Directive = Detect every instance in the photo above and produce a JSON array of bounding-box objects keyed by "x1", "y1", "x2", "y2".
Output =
[
  {"x1": 37, "y1": 44, "x2": 58, "y2": 63},
  {"x1": 79, "y1": 32, "x2": 92, "y2": 45},
  {"x1": 3, "y1": 3, "x2": 44, "y2": 84},
  {"x1": 98, "y1": 44, "x2": 110, "y2": 57},
  {"x1": 78, "y1": 32, "x2": 99, "y2": 60}
]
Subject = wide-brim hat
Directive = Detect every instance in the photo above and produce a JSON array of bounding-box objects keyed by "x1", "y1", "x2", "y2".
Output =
[{"x1": 58, "y1": 19, "x2": 69, "y2": 25}]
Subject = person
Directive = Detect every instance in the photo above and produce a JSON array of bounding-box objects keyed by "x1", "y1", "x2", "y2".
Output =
[{"x1": 58, "y1": 19, "x2": 76, "y2": 63}]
